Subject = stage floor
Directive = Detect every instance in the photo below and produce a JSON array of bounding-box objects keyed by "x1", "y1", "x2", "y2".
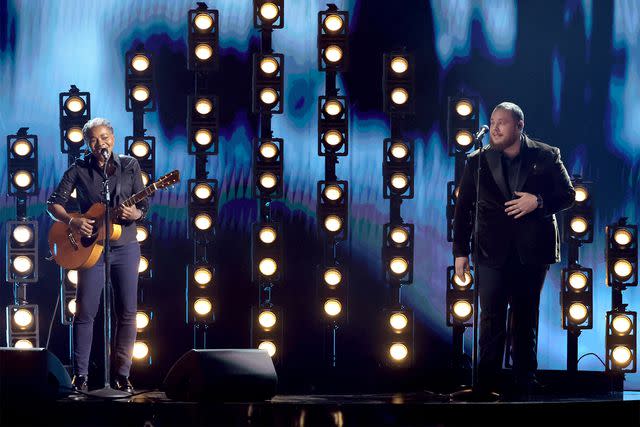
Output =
[{"x1": 2, "y1": 391, "x2": 639, "y2": 426}]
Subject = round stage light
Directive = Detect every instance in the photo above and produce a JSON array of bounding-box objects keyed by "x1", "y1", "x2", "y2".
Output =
[
  {"x1": 130, "y1": 54, "x2": 150, "y2": 72},
  {"x1": 390, "y1": 88, "x2": 409, "y2": 105},
  {"x1": 612, "y1": 315, "x2": 632, "y2": 336},
  {"x1": 323, "y1": 45, "x2": 343, "y2": 64},
  {"x1": 194, "y1": 298, "x2": 213, "y2": 315},
  {"x1": 12, "y1": 225, "x2": 33, "y2": 245},
  {"x1": 130, "y1": 140, "x2": 150, "y2": 158},
  {"x1": 12, "y1": 139, "x2": 33, "y2": 157},
  {"x1": 323, "y1": 14, "x2": 344, "y2": 32},
  {"x1": 195, "y1": 98, "x2": 213, "y2": 115},
  {"x1": 65, "y1": 96, "x2": 85, "y2": 113},
  {"x1": 389, "y1": 142, "x2": 409, "y2": 160},
  {"x1": 323, "y1": 130, "x2": 343, "y2": 147},
  {"x1": 131, "y1": 85, "x2": 150, "y2": 103},
  {"x1": 259, "y1": 141, "x2": 279, "y2": 159},
  {"x1": 141, "y1": 172, "x2": 150, "y2": 186},
  {"x1": 133, "y1": 342, "x2": 149, "y2": 359},
  {"x1": 574, "y1": 185, "x2": 588, "y2": 203},
  {"x1": 389, "y1": 313, "x2": 408, "y2": 331},
  {"x1": 68, "y1": 298, "x2": 77, "y2": 315},
  {"x1": 390, "y1": 56, "x2": 408, "y2": 74},
  {"x1": 194, "y1": 213, "x2": 213, "y2": 231},
  {"x1": 612, "y1": 346, "x2": 632, "y2": 368},
  {"x1": 259, "y1": 172, "x2": 278, "y2": 191},
  {"x1": 568, "y1": 303, "x2": 588, "y2": 324},
  {"x1": 613, "y1": 259, "x2": 633, "y2": 281},
  {"x1": 389, "y1": 257, "x2": 408, "y2": 276},
  {"x1": 193, "y1": 183, "x2": 213, "y2": 201},
  {"x1": 452, "y1": 272, "x2": 473, "y2": 289},
  {"x1": 12, "y1": 255, "x2": 33, "y2": 276},
  {"x1": 324, "y1": 268, "x2": 342, "y2": 286},
  {"x1": 14, "y1": 339, "x2": 34, "y2": 349},
  {"x1": 259, "y1": 226, "x2": 277, "y2": 244},
  {"x1": 136, "y1": 312, "x2": 150, "y2": 330},
  {"x1": 323, "y1": 100, "x2": 343, "y2": 117},
  {"x1": 570, "y1": 217, "x2": 588, "y2": 234},
  {"x1": 568, "y1": 271, "x2": 587, "y2": 291},
  {"x1": 134, "y1": 226, "x2": 149, "y2": 244},
  {"x1": 13, "y1": 171, "x2": 34, "y2": 190},
  {"x1": 13, "y1": 309, "x2": 33, "y2": 328},
  {"x1": 390, "y1": 173, "x2": 408, "y2": 191},
  {"x1": 194, "y1": 129, "x2": 213, "y2": 147},
  {"x1": 70, "y1": 188, "x2": 77, "y2": 198},
  {"x1": 613, "y1": 229, "x2": 633, "y2": 247},
  {"x1": 455, "y1": 99, "x2": 473, "y2": 117},
  {"x1": 259, "y1": 2, "x2": 279, "y2": 21},
  {"x1": 64, "y1": 127, "x2": 84, "y2": 146},
  {"x1": 138, "y1": 256, "x2": 149, "y2": 273},
  {"x1": 66, "y1": 269, "x2": 79, "y2": 287},
  {"x1": 259, "y1": 258, "x2": 277, "y2": 277},
  {"x1": 258, "y1": 310, "x2": 277, "y2": 329},
  {"x1": 324, "y1": 215, "x2": 343, "y2": 233},
  {"x1": 259, "y1": 56, "x2": 279, "y2": 75},
  {"x1": 455, "y1": 130, "x2": 473, "y2": 148},
  {"x1": 323, "y1": 185, "x2": 343, "y2": 202},
  {"x1": 195, "y1": 43, "x2": 213, "y2": 61},
  {"x1": 390, "y1": 227, "x2": 409, "y2": 246},
  {"x1": 260, "y1": 88, "x2": 279, "y2": 105},
  {"x1": 324, "y1": 299, "x2": 342, "y2": 317},
  {"x1": 258, "y1": 340, "x2": 277, "y2": 357},
  {"x1": 452, "y1": 300, "x2": 473, "y2": 321},
  {"x1": 389, "y1": 343, "x2": 408, "y2": 361},
  {"x1": 194, "y1": 267, "x2": 213, "y2": 287},
  {"x1": 193, "y1": 12, "x2": 214, "y2": 31}
]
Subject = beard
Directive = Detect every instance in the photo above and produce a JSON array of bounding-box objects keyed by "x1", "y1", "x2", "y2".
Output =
[{"x1": 489, "y1": 133, "x2": 519, "y2": 152}]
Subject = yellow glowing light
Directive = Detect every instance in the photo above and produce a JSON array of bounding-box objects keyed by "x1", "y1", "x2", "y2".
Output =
[
  {"x1": 13, "y1": 171, "x2": 34, "y2": 189},
  {"x1": 133, "y1": 341, "x2": 149, "y2": 359},
  {"x1": 12, "y1": 225, "x2": 33, "y2": 244},
  {"x1": 613, "y1": 259, "x2": 633, "y2": 280},
  {"x1": 194, "y1": 213, "x2": 213, "y2": 231},
  {"x1": 194, "y1": 268, "x2": 213, "y2": 286},
  {"x1": 65, "y1": 96, "x2": 85, "y2": 113},
  {"x1": 612, "y1": 346, "x2": 632, "y2": 367},
  {"x1": 195, "y1": 129, "x2": 213, "y2": 146},
  {"x1": 130, "y1": 140, "x2": 150, "y2": 158},
  {"x1": 390, "y1": 56, "x2": 409, "y2": 74},
  {"x1": 570, "y1": 217, "x2": 588, "y2": 234},
  {"x1": 323, "y1": 130, "x2": 343, "y2": 147},
  {"x1": 390, "y1": 173, "x2": 408, "y2": 191},
  {"x1": 68, "y1": 298, "x2": 77, "y2": 315},
  {"x1": 453, "y1": 272, "x2": 472, "y2": 288},
  {"x1": 66, "y1": 269, "x2": 79, "y2": 286},
  {"x1": 193, "y1": 13, "x2": 214, "y2": 31},
  {"x1": 568, "y1": 272, "x2": 587, "y2": 291},
  {"x1": 574, "y1": 185, "x2": 588, "y2": 203},
  {"x1": 259, "y1": 3, "x2": 279, "y2": 21},
  {"x1": 195, "y1": 43, "x2": 213, "y2": 61},
  {"x1": 390, "y1": 227, "x2": 409, "y2": 245},
  {"x1": 260, "y1": 88, "x2": 278, "y2": 105},
  {"x1": 193, "y1": 183, "x2": 213, "y2": 200},
  {"x1": 390, "y1": 142, "x2": 409, "y2": 160},
  {"x1": 12, "y1": 139, "x2": 33, "y2": 157},
  {"x1": 259, "y1": 258, "x2": 277, "y2": 276},
  {"x1": 258, "y1": 340, "x2": 276, "y2": 357},
  {"x1": 389, "y1": 257, "x2": 408, "y2": 275},
  {"x1": 193, "y1": 298, "x2": 213, "y2": 315},
  {"x1": 612, "y1": 315, "x2": 632, "y2": 336},
  {"x1": 259, "y1": 56, "x2": 279, "y2": 75},
  {"x1": 138, "y1": 256, "x2": 149, "y2": 273},
  {"x1": 389, "y1": 313, "x2": 408, "y2": 331},
  {"x1": 259, "y1": 226, "x2": 277, "y2": 244},
  {"x1": 391, "y1": 88, "x2": 409, "y2": 105},
  {"x1": 258, "y1": 310, "x2": 277, "y2": 329},
  {"x1": 389, "y1": 343, "x2": 408, "y2": 361},
  {"x1": 323, "y1": 185, "x2": 343, "y2": 202},
  {"x1": 323, "y1": 45, "x2": 343, "y2": 63},
  {"x1": 323, "y1": 14, "x2": 344, "y2": 33},
  {"x1": 136, "y1": 312, "x2": 150, "y2": 329},
  {"x1": 12, "y1": 255, "x2": 33, "y2": 275},
  {"x1": 324, "y1": 299, "x2": 342, "y2": 317},
  {"x1": 324, "y1": 215, "x2": 343, "y2": 233},
  {"x1": 455, "y1": 100, "x2": 473, "y2": 117},
  {"x1": 66, "y1": 127, "x2": 84, "y2": 144},
  {"x1": 131, "y1": 54, "x2": 150, "y2": 72},
  {"x1": 453, "y1": 300, "x2": 473, "y2": 320},
  {"x1": 568, "y1": 303, "x2": 588, "y2": 323},
  {"x1": 323, "y1": 100, "x2": 343, "y2": 117},
  {"x1": 259, "y1": 172, "x2": 277, "y2": 190},
  {"x1": 13, "y1": 309, "x2": 34, "y2": 328},
  {"x1": 259, "y1": 141, "x2": 279, "y2": 159},
  {"x1": 131, "y1": 85, "x2": 150, "y2": 102},
  {"x1": 14, "y1": 339, "x2": 34, "y2": 349},
  {"x1": 195, "y1": 98, "x2": 213, "y2": 115},
  {"x1": 614, "y1": 229, "x2": 633, "y2": 247},
  {"x1": 455, "y1": 130, "x2": 473, "y2": 147},
  {"x1": 324, "y1": 268, "x2": 342, "y2": 286},
  {"x1": 141, "y1": 172, "x2": 150, "y2": 186}
]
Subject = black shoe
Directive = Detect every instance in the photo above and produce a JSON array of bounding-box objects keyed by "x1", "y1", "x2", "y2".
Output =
[
  {"x1": 113, "y1": 375, "x2": 134, "y2": 393},
  {"x1": 71, "y1": 375, "x2": 89, "y2": 393}
]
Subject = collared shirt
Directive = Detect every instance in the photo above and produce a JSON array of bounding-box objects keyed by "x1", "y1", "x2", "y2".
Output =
[
  {"x1": 501, "y1": 136, "x2": 525, "y2": 196},
  {"x1": 47, "y1": 153, "x2": 149, "y2": 246}
]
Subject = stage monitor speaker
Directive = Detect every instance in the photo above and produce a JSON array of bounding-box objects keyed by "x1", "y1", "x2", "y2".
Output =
[
  {"x1": 0, "y1": 348, "x2": 72, "y2": 401},
  {"x1": 164, "y1": 349, "x2": 277, "y2": 401}
]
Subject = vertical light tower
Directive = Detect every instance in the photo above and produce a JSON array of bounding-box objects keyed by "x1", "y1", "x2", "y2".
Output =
[
  {"x1": 381, "y1": 52, "x2": 415, "y2": 366},
  {"x1": 250, "y1": 0, "x2": 285, "y2": 363},
  {"x1": 57, "y1": 86, "x2": 91, "y2": 364},
  {"x1": 186, "y1": 2, "x2": 220, "y2": 348},
  {"x1": 6, "y1": 128, "x2": 40, "y2": 349},
  {"x1": 445, "y1": 96, "x2": 478, "y2": 377},
  {"x1": 317, "y1": 4, "x2": 349, "y2": 367}
]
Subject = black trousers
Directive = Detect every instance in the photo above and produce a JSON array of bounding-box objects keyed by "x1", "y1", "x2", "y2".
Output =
[
  {"x1": 477, "y1": 250, "x2": 548, "y2": 387},
  {"x1": 73, "y1": 242, "x2": 140, "y2": 377}
]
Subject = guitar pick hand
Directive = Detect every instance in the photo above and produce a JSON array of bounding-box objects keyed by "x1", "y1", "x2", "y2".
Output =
[
  {"x1": 69, "y1": 217, "x2": 95, "y2": 236},
  {"x1": 118, "y1": 204, "x2": 143, "y2": 221}
]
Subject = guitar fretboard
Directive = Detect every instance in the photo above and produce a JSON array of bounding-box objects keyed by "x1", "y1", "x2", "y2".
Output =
[{"x1": 121, "y1": 183, "x2": 158, "y2": 208}]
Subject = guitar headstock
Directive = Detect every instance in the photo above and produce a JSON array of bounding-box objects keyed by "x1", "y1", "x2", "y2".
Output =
[{"x1": 154, "y1": 170, "x2": 180, "y2": 190}]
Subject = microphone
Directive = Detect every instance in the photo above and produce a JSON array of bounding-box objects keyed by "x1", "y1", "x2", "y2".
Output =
[
  {"x1": 100, "y1": 148, "x2": 109, "y2": 160},
  {"x1": 475, "y1": 125, "x2": 489, "y2": 140}
]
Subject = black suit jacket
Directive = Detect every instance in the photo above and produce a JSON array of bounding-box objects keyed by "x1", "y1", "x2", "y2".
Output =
[{"x1": 453, "y1": 135, "x2": 575, "y2": 267}]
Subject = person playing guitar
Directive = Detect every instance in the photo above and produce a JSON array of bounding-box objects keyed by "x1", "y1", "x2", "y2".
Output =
[{"x1": 47, "y1": 118, "x2": 148, "y2": 393}]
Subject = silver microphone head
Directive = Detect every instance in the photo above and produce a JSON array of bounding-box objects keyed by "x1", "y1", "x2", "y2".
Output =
[{"x1": 100, "y1": 148, "x2": 109, "y2": 159}]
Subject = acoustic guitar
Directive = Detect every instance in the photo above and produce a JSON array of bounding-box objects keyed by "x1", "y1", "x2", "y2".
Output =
[{"x1": 48, "y1": 170, "x2": 180, "y2": 270}]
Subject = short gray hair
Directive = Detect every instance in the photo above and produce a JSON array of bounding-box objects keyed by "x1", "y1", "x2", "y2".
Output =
[
  {"x1": 493, "y1": 102, "x2": 524, "y2": 123},
  {"x1": 82, "y1": 118, "x2": 114, "y2": 143}
]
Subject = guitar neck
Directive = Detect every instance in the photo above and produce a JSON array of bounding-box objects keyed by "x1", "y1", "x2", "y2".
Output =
[{"x1": 121, "y1": 184, "x2": 157, "y2": 208}]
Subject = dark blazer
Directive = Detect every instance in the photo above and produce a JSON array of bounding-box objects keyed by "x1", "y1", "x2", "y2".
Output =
[{"x1": 453, "y1": 135, "x2": 575, "y2": 267}]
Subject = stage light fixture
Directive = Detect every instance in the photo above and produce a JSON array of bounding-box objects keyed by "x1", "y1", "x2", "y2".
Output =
[
  {"x1": 188, "y1": 4, "x2": 219, "y2": 70},
  {"x1": 259, "y1": 340, "x2": 277, "y2": 357},
  {"x1": 317, "y1": 264, "x2": 348, "y2": 323},
  {"x1": 136, "y1": 225, "x2": 149, "y2": 243},
  {"x1": 389, "y1": 312, "x2": 408, "y2": 332},
  {"x1": 125, "y1": 45, "x2": 155, "y2": 112},
  {"x1": 382, "y1": 308, "x2": 413, "y2": 366},
  {"x1": 564, "y1": 177, "x2": 594, "y2": 243},
  {"x1": 383, "y1": 52, "x2": 414, "y2": 115},
  {"x1": 452, "y1": 300, "x2": 473, "y2": 322},
  {"x1": 606, "y1": 310, "x2": 637, "y2": 372},
  {"x1": 317, "y1": 181, "x2": 348, "y2": 240},
  {"x1": 447, "y1": 96, "x2": 479, "y2": 156},
  {"x1": 324, "y1": 268, "x2": 342, "y2": 287},
  {"x1": 253, "y1": 0, "x2": 283, "y2": 29},
  {"x1": 186, "y1": 263, "x2": 215, "y2": 325},
  {"x1": 124, "y1": 135, "x2": 156, "y2": 183},
  {"x1": 251, "y1": 305, "x2": 283, "y2": 362},
  {"x1": 389, "y1": 343, "x2": 408, "y2": 361},
  {"x1": 383, "y1": 222, "x2": 414, "y2": 284},
  {"x1": 11, "y1": 138, "x2": 33, "y2": 158},
  {"x1": 323, "y1": 299, "x2": 342, "y2": 317},
  {"x1": 318, "y1": 96, "x2": 348, "y2": 156},
  {"x1": 252, "y1": 53, "x2": 284, "y2": 114},
  {"x1": 318, "y1": 6, "x2": 348, "y2": 71},
  {"x1": 253, "y1": 138, "x2": 283, "y2": 198},
  {"x1": 383, "y1": 138, "x2": 414, "y2": 199},
  {"x1": 6, "y1": 304, "x2": 39, "y2": 348},
  {"x1": 6, "y1": 221, "x2": 38, "y2": 283},
  {"x1": 188, "y1": 94, "x2": 219, "y2": 155},
  {"x1": 252, "y1": 222, "x2": 283, "y2": 284},
  {"x1": 136, "y1": 311, "x2": 150, "y2": 330},
  {"x1": 258, "y1": 310, "x2": 277, "y2": 330},
  {"x1": 446, "y1": 266, "x2": 474, "y2": 326},
  {"x1": 606, "y1": 220, "x2": 637, "y2": 288},
  {"x1": 68, "y1": 298, "x2": 76, "y2": 315},
  {"x1": 60, "y1": 268, "x2": 78, "y2": 325},
  {"x1": 141, "y1": 171, "x2": 150, "y2": 185},
  {"x1": 8, "y1": 129, "x2": 39, "y2": 197},
  {"x1": 59, "y1": 86, "x2": 90, "y2": 154},
  {"x1": 14, "y1": 339, "x2": 34, "y2": 349},
  {"x1": 133, "y1": 341, "x2": 150, "y2": 360},
  {"x1": 188, "y1": 179, "x2": 218, "y2": 242},
  {"x1": 193, "y1": 267, "x2": 214, "y2": 287}
]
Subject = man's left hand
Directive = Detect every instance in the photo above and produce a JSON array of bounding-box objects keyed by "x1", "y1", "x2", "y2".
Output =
[
  {"x1": 504, "y1": 191, "x2": 538, "y2": 219},
  {"x1": 118, "y1": 204, "x2": 142, "y2": 221}
]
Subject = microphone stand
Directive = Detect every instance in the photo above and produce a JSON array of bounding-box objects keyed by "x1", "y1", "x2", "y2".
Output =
[
  {"x1": 450, "y1": 130, "x2": 500, "y2": 402},
  {"x1": 89, "y1": 154, "x2": 130, "y2": 398}
]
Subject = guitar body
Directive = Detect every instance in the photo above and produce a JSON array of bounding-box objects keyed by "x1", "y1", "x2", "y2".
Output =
[{"x1": 48, "y1": 203, "x2": 122, "y2": 270}]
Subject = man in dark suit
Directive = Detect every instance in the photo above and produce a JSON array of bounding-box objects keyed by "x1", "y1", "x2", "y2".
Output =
[{"x1": 453, "y1": 102, "x2": 575, "y2": 394}]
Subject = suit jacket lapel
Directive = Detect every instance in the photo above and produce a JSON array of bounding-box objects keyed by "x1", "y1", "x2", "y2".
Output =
[
  {"x1": 484, "y1": 147, "x2": 511, "y2": 200},
  {"x1": 515, "y1": 136, "x2": 536, "y2": 192}
]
